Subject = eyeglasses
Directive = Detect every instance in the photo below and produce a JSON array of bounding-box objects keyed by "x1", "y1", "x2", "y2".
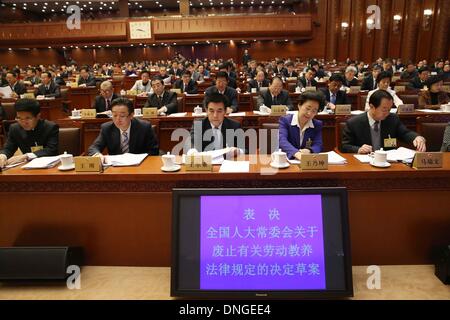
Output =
[{"x1": 15, "y1": 116, "x2": 35, "y2": 122}]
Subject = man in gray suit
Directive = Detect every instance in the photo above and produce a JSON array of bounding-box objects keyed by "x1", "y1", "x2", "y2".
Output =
[{"x1": 256, "y1": 76, "x2": 293, "y2": 111}]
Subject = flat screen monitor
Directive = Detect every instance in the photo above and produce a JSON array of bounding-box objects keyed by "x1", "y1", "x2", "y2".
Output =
[{"x1": 171, "y1": 187, "x2": 353, "y2": 298}]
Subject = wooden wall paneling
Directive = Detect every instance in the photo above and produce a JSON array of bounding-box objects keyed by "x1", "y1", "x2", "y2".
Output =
[
  {"x1": 360, "y1": 0, "x2": 378, "y2": 63},
  {"x1": 303, "y1": 0, "x2": 328, "y2": 59},
  {"x1": 430, "y1": 0, "x2": 450, "y2": 61},
  {"x1": 326, "y1": 0, "x2": 339, "y2": 60},
  {"x1": 0, "y1": 48, "x2": 66, "y2": 68},
  {"x1": 337, "y1": 0, "x2": 352, "y2": 62},
  {"x1": 388, "y1": 0, "x2": 407, "y2": 59},
  {"x1": 416, "y1": 0, "x2": 437, "y2": 61},
  {"x1": 71, "y1": 48, "x2": 95, "y2": 66},
  {"x1": 350, "y1": 0, "x2": 365, "y2": 60},
  {"x1": 401, "y1": 0, "x2": 420, "y2": 62},
  {"x1": 374, "y1": 0, "x2": 392, "y2": 60}
]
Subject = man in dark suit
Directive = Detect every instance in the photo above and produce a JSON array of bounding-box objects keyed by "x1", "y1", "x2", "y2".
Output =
[
  {"x1": 341, "y1": 90, "x2": 426, "y2": 154},
  {"x1": 282, "y1": 61, "x2": 299, "y2": 79},
  {"x1": 144, "y1": 77, "x2": 178, "y2": 115},
  {"x1": 408, "y1": 67, "x2": 430, "y2": 90},
  {"x1": 100, "y1": 64, "x2": 113, "y2": 77},
  {"x1": 274, "y1": 60, "x2": 286, "y2": 77},
  {"x1": 343, "y1": 66, "x2": 359, "y2": 88},
  {"x1": 189, "y1": 92, "x2": 244, "y2": 156},
  {"x1": 168, "y1": 60, "x2": 183, "y2": 77},
  {"x1": 204, "y1": 71, "x2": 238, "y2": 113},
  {"x1": 256, "y1": 76, "x2": 293, "y2": 110},
  {"x1": 297, "y1": 67, "x2": 318, "y2": 88},
  {"x1": 319, "y1": 74, "x2": 349, "y2": 111},
  {"x1": 400, "y1": 62, "x2": 418, "y2": 80},
  {"x1": 242, "y1": 49, "x2": 251, "y2": 67},
  {"x1": 247, "y1": 70, "x2": 270, "y2": 92},
  {"x1": 0, "y1": 99, "x2": 59, "y2": 168},
  {"x1": 173, "y1": 70, "x2": 198, "y2": 94},
  {"x1": 35, "y1": 72, "x2": 61, "y2": 98},
  {"x1": 93, "y1": 80, "x2": 119, "y2": 112},
  {"x1": 87, "y1": 97, "x2": 159, "y2": 157},
  {"x1": 0, "y1": 71, "x2": 27, "y2": 98},
  {"x1": 215, "y1": 64, "x2": 237, "y2": 89},
  {"x1": 78, "y1": 67, "x2": 97, "y2": 87},
  {"x1": 361, "y1": 65, "x2": 382, "y2": 91}
]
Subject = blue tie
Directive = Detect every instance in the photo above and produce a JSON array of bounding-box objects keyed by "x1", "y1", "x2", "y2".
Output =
[
  {"x1": 121, "y1": 132, "x2": 129, "y2": 154},
  {"x1": 330, "y1": 93, "x2": 336, "y2": 105}
]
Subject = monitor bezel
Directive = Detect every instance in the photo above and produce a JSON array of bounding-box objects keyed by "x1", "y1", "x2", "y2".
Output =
[{"x1": 171, "y1": 187, "x2": 353, "y2": 299}]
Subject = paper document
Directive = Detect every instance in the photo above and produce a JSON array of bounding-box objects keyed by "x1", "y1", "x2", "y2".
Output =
[
  {"x1": 353, "y1": 154, "x2": 371, "y2": 163},
  {"x1": 219, "y1": 160, "x2": 250, "y2": 173},
  {"x1": 228, "y1": 112, "x2": 246, "y2": 117},
  {"x1": 167, "y1": 112, "x2": 188, "y2": 117},
  {"x1": 0, "y1": 86, "x2": 13, "y2": 98},
  {"x1": 22, "y1": 156, "x2": 61, "y2": 169},
  {"x1": 386, "y1": 147, "x2": 416, "y2": 162},
  {"x1": 416, "y1": 109, "x2": 442, "y2": 113},
  {"x1": 351, "y1": 110, "x2": 365, "y2": 115},
  {"x1": 104, "y1": 153, "x2": 148, "y2": 167}
]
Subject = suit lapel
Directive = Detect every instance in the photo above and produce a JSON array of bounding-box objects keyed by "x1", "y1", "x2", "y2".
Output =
[
  {"x1": 111, "y1": 125, "x2": 121, "y2": 154},
  {"x1": 129, "y1": 119, "x2": 137, "y2": 153},
  {"x1": 362, "y1": 115, "x2": 372, "y2": 145},
  {"x1": 290, "y1": 117, "x2": 301, "y2": 148}
]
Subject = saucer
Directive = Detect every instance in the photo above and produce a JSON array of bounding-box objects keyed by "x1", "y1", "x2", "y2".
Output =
[
  {"x1": 270, "y1": 162, "x2": 290, "y2": 169},
  {"x1": 370, "y1": 160, "x2": 391, "y2": 168},
  {"x1": 69, "y1": 116, "x2": 81, "y2": 120},
  {"x1": 58, "y1": 164, "x2": 75, "y2": 171},
  {"x1": 161, "y1": 164, "x2": 181, "y2": 172}
]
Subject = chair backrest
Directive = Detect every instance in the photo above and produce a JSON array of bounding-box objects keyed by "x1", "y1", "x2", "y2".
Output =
[
  {"x1": 358, "y1": 93, "x2": 368, "y2": 111},
  {"x1": 260, "y1": 122, "x2": 279, "y2": 154},
  {"x1": 58, "y1": 127, "x2": 82, "y2": 156},
  {"x1": 1, "y1": 119, "x2": 17, "y2": 140},
  {"x1": 416, "y1": 116, "x2": 450, "y2": 152},
  {"x1": 397, "y1": 94, "x2": 419, "y2": 108},
  {"x1": 176, "y1": 96, "x2": 184, "y2": 112},
  {"x1": 60, "y1": 87, "x2": 69, "y2": 100},
  {"x1": 335, "y1": 117, "x2": 351, "y2": 151},
  {"x1": 1, "y1": 102, "x2": 16, "y2": 120}
]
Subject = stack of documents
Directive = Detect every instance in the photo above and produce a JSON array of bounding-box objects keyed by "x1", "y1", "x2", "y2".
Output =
[
  {"x1": 228, "y1": 112, "x2": 246, "y2": 117},
  {"x1": 22, "y1": 156, "x2": 61, "y2": 169},
  {"x1": 219, "y1": 160, "x2": 250, "y2": 173},
  {"x1": 353, "y1": 147, "x2": 416, "y2": 163},
  {"x1": 167, "y1": 112, "x2": 188, "y2": 117},
  {"x1": 104, "y1": 153, "x2": 148, "y2": 167}
]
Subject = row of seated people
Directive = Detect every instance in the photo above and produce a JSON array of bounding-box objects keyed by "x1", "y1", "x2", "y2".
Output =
[{"x1": 1, "y1": 91, "x2": 449, "y2": 169}]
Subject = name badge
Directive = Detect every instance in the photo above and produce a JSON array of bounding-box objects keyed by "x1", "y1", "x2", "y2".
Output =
[
  {"x1": 30, "y1": 145, "x2": 43, "y2": 153},
  {"x1": 349, "y1": 86, "x2": 361, "y2": 93},
  {"x1": 81, "y1": 109, "x2": 97, "y2": 118},
  {"x1": 335, "y1": 104, "x2": 351, "y2": 115},
  {"x1": 74, "y1": 156, "x2": 103, "y2": 172},
  {"x1": 300, "y1": 154, "x2": 328, "y2": 170},
  {"x1": 394, "y1": 86, "x2": 406, "y2": 93},
  {"x1": 304, "y1": 86, "x2": 316, "y2": 92},
  {"x1": 271, "y1": 105, "x2": 287, "y2": 116},
  {"x1": 143, "y1": 107, "x2": 158, "y2": 118},
  {"x1": 384, "y1": 135, "x2": 397, "y2": 148},
  {"x1": 412, "y1": 152, "x2": 443, "y2": 169},
  {"x1": 185, "y1": 154, "x2": 212, "y2": 171},
  {"x1": 397, "y1": 104, "x2": 415, "y2": 114}
]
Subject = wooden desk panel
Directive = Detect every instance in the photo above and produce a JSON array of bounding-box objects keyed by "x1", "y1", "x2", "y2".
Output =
[{"x1": 0, "y1": 154, "x2": 450, "y2": 267}]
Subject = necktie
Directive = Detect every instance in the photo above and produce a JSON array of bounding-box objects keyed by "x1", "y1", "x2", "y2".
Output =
[
  {"x1": 330, "y1": 93, "x2": 336, "y2": 105},
  {"x1": 374, "y1": 121, "x2": 379, "y2": 133},
  {"x1": 307, "y1": 80, "x2": 311, "y2": 87},
  {"x1": 258, "y1": 82, "x2": 261, "y2": 89},
  {"x1": 46, "y1": 85, "x2": 50, "y2": 93},
  {"x1": 121, "y1": 132, "x2": 129, "y2": 154},
  {"x1": 213, "y1": 127, "x2": 221, "y2": 150},
  {"x1": 158, "y1": 95, "x2": 163, "y2": 105},
  {"x1": 106, "y1": 99, "x2": 111, "y2": 111},
  {"x1": 273, "y1": 96, "x2": 278, "y2": 105}
]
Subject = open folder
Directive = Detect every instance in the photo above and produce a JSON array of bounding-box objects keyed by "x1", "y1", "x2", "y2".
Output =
[{"x1": 22, "y1": 156, "x2": 61, "y2": 169}]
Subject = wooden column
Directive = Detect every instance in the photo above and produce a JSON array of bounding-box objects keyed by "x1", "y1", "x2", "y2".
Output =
[
  {"x1": 373, "y1": 0, "x2": 391, "y2": 60},
  {"x1": 350, "y1": 0, "x2": 364, "y2": 60},
  {"x1": 401, "y1": 0, "x2": 420, "y2": 62},
  {"x1": 431, "y1": 0, "x2": 450, "y2": 61},
  {"x1": 180, "y1": 0, "x2": 190, "y2": 16}
]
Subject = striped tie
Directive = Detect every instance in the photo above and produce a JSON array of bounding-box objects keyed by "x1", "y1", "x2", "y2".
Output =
[{"x1": 121, "y1": 132, "x2": 129, "y2": 154}]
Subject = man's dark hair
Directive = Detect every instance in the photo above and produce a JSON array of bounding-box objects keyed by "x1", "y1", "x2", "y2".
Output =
[
  {"x1": 140, "y1": 70, "x2": 150, "y2": 77},
  {"x1": 110, "y1": 97, "x2": 134, "y2": 115},
  {"x1": 151, "y1": 76, "x2": 164, "y2": 85},
  {"x1": 216, "y1": 71, "x2": 229, "y2": 81},
  {"x1": 7, "y1": 71, "x2": 18, "y2": 78},
  {"x1": 204, "y1": 92, "x2": 229, "y2": 108},
  {"x1": 298, "y1": 91, "x2": 326, "y2": 112},
  {"x1": 270, "y1": 76, "x2": 283, "y2": 85},
  {"x1": 305, "y1": 67, "x2": 316, "y2": 74},
  {"x1": 418, "y1": 67, "x2": 430, "y2": 74},
  {"x1": 79, "y1": 66, "x2": 89, "y2": 73},
  {"x1": 329, "y1": 73, "x2": 344, "y2": 83},
  {"x1": 15, "y1": 98, "x2": 40, "y2": 116},
  {"x1": 182, "y1": 70, "x2": 192, "y2": 77},
  {"x1": 369, "y1": 89, "x2": 393, "y2": 108},
  {"x1": 42, "y1": 71, "x2": 52, "y2": 78},
  {"x1": 376, "y1": 71, "x2": 392, "y2": 84}
]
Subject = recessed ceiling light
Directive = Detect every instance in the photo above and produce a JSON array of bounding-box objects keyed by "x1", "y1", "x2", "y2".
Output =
[
  {"x1": 8, "y1": 48, "x2": 12, "y2": 51},
  {"x1": 34, "y1": 3, "x2": 38, "y2": 6},
  {"x1": 51, "y1": 9, "x2": 55, "y2": 12},
  {"x1": 139, "y1": 5, "x2": 142, "y2": 8},
  {"x1": 131, "y1": 44, "x2": 134, "y2": 47},
  {"x1": 48, "y1": 46, "x2": 52, "y2": 49},
  {"x1": 75, "y1": 46, "x2": 79, "y2": 49},
  {"x1": 55, "y1": 2, "x2": 59, "y2": 5},
  {"x1": 109, "y1": 7, "x2": 113, "y2": 9},
  {"x1": 106, "y1": 45, "x2": 110, "y2": 47},
  {"x1": 63, "y1": 46, "x2": 66, "y2": 49},
  {"x1": 41, "y1": 9, "x2": 46, "y2": 12},
  {"x1": 84, "y1": 45, "x2": 87, "y2": 48}
]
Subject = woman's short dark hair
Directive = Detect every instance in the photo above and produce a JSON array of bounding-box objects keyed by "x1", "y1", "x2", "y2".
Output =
[
  {"x1": 111, "y1": 97, "x2": 134, "y2": 114},
  {"x1": 369, "y1": 90, "x2": 393, "y2": 108},
  {"x1": 298, "y1": 91, "x2": 326, "y2": 112},
  {"x1": 376, "y1": 71, "x2": 392, "y2": 84},
  {"x1": 15, "y1": 98, "x2": 40, "y2": 116}
]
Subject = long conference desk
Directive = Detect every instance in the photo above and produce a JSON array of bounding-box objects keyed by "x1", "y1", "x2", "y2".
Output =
[
  {"x1": 57, "y1": 111, "x2": 450, "y2": 154},
  {"x1": 0, "y1": 153, "x2": 449, "y2": 267}
]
